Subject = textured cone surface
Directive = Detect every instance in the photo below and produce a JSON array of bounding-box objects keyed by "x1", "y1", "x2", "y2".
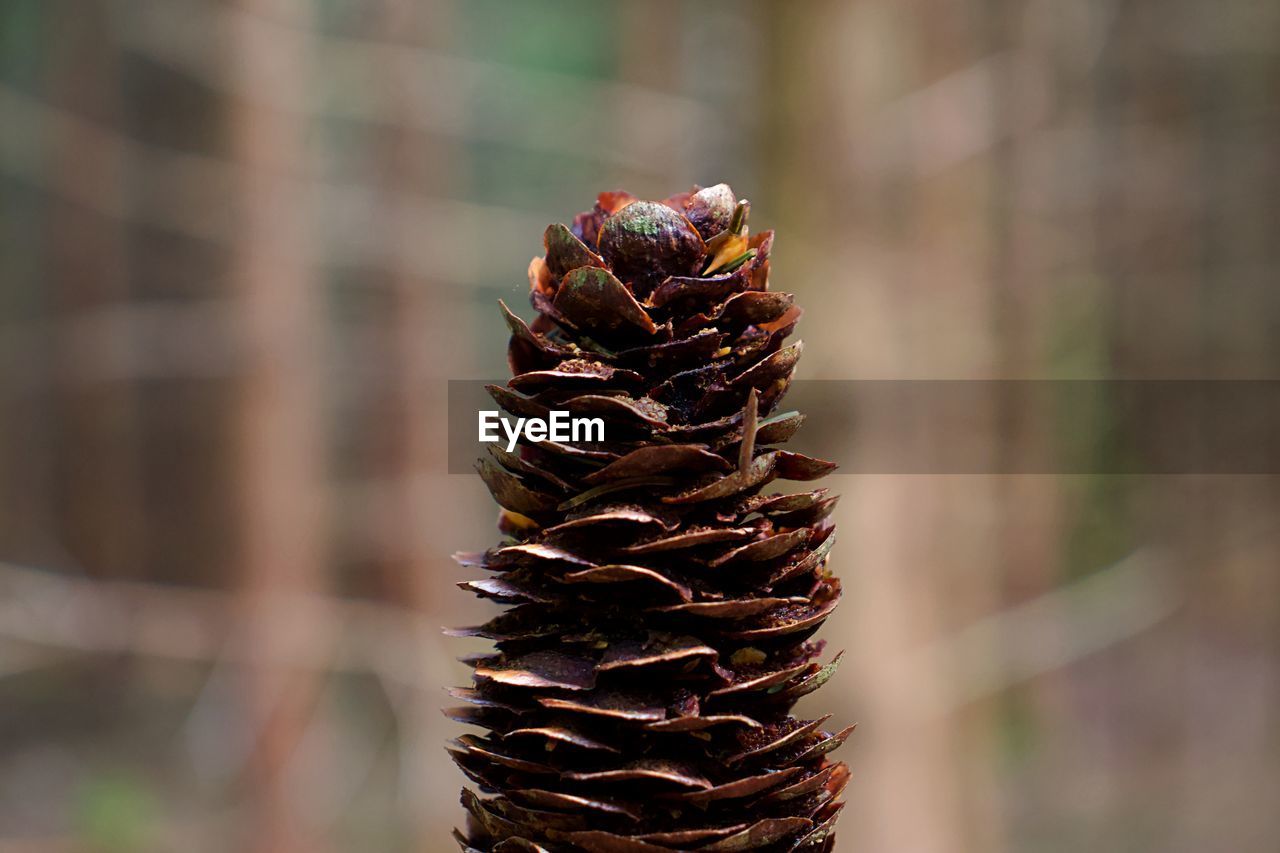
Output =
[{"x1": 451, "y1": 185, "x2": 848, "y2": 853}]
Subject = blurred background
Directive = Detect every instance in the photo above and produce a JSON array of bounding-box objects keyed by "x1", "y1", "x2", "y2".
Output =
[{"x1": 2, "y1": 0, "x2": 1278, "y2": 850}]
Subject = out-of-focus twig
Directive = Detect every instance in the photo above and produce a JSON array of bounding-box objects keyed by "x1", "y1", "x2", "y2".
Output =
[
  {"x1": 109, "y1": 0, "x2": 711, "y2": 171},
  {"x1": 0, "y1": 547, "x2": 1183, "y2": 710},
  {"x1": 893, "y1": 548, "x2": 1183, "y2": 715},
  {"x1": 0, "y1": 84, "x2": 548, "y2": 286},
  {"x1": 0, "y1": 561, "x2": 449, "y2": 689}
]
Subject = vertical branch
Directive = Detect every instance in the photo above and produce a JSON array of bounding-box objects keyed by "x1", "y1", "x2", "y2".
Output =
[
  {"x1": 618, "y1": 0, "x2": 684, "y2": 190},
  {"x1": 45, "y1": 0, "x2": 147, "y2": 580},
  {"x1": 1090, "y1": 6, "x2": 1280, "y2": 850},
  {"x1": 361, "y1": 0, "x2": 460, "y2": 843},
  {"x1": 363, "y1": 0, "x2": 448, "y2": 631},
  {"x1": 768, "y1": 0, "x2": 1007, "y2": 850},
  {"x1": 224, "y1": 3, "x2": 327, "y2": 851},
  {"x1": 985, "y1": 4, "x2": 1075, "y2": 843}
]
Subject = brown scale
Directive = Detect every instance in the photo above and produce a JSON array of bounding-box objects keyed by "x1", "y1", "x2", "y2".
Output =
[{"x1": 450, "y1": 185, "x2": 848, "y2": 853}]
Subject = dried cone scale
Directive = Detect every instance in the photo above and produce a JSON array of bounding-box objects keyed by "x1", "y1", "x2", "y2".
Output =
[{"x1": 450, "y1": 185, "x2": 848, "y2": 853}]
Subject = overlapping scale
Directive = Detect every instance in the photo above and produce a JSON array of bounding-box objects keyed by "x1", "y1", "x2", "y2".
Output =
[{"x1": 452, "y1": 185, "x2": 847, "y2": 853}]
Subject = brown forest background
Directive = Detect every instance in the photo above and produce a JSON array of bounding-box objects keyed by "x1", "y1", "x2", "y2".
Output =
[{"x1": 2, "y1": 1, "x2": 1278, "y2": 851}]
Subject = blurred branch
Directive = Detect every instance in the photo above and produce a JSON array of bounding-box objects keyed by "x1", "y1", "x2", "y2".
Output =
[
  {"x1": 0, "y1": 644, "x2": 67, "y2": 681},
  {"x1": 856, "y1": 51, "x2": 1019, "y2": 180},
  {"x1": 223, "y1": 4, "x2": 330, "y2": 842},
  {"x1": 0, "y1": 299, "x2": 474, "y2": 387},
  {"x1": 0, "y1": 546, "x2": 1180, "y2": 708},
  {"x1": 0, "y1": 84, "x2": 548, "y2": 286},
  {"x1": 109, "y1": 0, "x2": 712, "y2": 172},
  {"x1": 0, "y1": 561, "x2": 447, "y2": 690},
  {"x1": 0, "y1": 300, "x2": 241, "y2": 389},
  {"x1": 897, "y1": 548, "x2": 1183, "y2": 714}
]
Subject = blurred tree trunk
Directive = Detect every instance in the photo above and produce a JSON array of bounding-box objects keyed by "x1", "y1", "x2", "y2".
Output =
[
  {"x1": 45, "y1": 0, "x2": 147, "y2": 580},
  {"x1": 1090, "y1": 5, "x2": 1280, "y2": 850},
  {"x1": 767, "y1": 1, "x2": 1008, "y2": 850},
  {"x1": 224, "y1": 3, "x2": 328, "y2": 851},
  {"x1": 359, "y1": 1, "x2": 460, "y2": 846}
]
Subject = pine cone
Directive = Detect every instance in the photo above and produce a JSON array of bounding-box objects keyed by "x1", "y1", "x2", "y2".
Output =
[{"x1": 450, "y1": 185, "x2": 848, "y2": 853}]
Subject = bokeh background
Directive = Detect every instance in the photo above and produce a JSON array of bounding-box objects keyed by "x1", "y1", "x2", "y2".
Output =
[{"x1": 2, "y1": 0, "x2": 1278, "y2": 851}]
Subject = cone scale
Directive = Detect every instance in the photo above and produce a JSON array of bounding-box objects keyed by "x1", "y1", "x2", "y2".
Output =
[{"x1": 450, "y1": 185, "x2": 848, "y2": 853}]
